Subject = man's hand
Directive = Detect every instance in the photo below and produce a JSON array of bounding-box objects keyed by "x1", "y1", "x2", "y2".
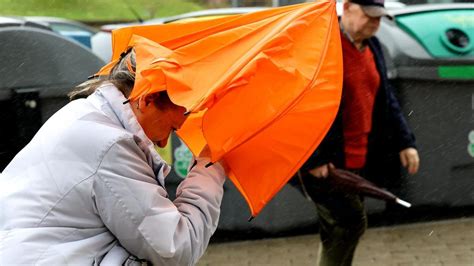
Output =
[
  {"x1": 308, "y1": 163, "x2": 335, "y2": 179},
  {"x1": 399, "y1": 147, "x2": 420, "y2": 175}
]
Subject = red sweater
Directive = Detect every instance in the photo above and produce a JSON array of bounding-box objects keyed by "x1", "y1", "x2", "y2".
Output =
[{"x1": 341, "y1": 34, "x2": 380, "y2": 169}]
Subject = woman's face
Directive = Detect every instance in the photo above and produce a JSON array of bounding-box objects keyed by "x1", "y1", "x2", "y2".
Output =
[{"x1": 132, "y1": 94, "x2": 187, "y2": 148}]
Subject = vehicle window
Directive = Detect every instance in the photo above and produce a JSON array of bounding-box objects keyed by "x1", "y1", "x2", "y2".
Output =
[{"x1": 49, "y1": 22, "x2": 94, "y2": 34}]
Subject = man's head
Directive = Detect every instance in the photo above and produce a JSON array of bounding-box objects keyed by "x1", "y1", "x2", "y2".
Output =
[{"x1": 341, "y1": 0, "x2": 388, "y2": 42}]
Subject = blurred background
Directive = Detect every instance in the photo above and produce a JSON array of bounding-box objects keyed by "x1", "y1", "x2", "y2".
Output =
[{"x1": 0, "y1": 0, "x2": 473, "y2": 264}]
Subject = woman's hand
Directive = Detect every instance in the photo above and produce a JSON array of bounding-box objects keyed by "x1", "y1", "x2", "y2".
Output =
[
  {"x1": 199, "y1": 145, "x2": 211, "y2": 158},
  {"x1": 199, "y1": 145, "x2": 229, "y2": 173}
]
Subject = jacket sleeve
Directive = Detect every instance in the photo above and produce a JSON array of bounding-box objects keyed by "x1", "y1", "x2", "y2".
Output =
[
  {"x1": 386, "y1": 82, "x2": 417, "y2": 151},
  {"x1": 370, "y1": 37, "x2": 416, "y2": 152},
  {"x1": 92, "y1": 137, "x2": 225, "y2": 266}
]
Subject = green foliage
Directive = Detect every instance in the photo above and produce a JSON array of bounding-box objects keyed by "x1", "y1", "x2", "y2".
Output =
[{"x1": 0, "y1": 0, "x2": 203, "y2": 21}]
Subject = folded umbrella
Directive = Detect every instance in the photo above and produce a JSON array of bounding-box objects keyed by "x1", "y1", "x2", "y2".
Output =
[
  {"x1": 96, "y1": 0, "x2": 343, "y2": 217},
  {"x1": 327, "y1": 167, "x2": 411, "y2": 208}
]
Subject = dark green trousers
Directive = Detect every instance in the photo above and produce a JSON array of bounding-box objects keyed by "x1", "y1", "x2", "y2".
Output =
[{"x1": 302, "y1": 173, "x2": 368, "y2": 266}]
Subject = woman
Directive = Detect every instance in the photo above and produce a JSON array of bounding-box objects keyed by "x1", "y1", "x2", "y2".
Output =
[{"x1": 0, "y1": 49, "x2": 226, "y2": 265}]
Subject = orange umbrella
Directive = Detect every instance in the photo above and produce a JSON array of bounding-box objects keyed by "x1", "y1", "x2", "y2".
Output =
[{"x1": 97, "y1": 0, "x2": 343, "y2": 217}]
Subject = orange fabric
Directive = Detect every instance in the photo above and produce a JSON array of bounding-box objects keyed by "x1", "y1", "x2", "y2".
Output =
[{"x1": 96, "y1": 1, "x2": 343, "y2": 217}]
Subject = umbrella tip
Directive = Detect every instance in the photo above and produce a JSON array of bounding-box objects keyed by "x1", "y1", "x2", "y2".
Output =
[
  {"x1": 184, "y1": 111, "x2": 191, "y2": 116},
  {"x1": 395, "y1": 198, "x2": 412, "y2": 208},
  {"x1": 248, "y1": 216, "x2": 255, "y2": 222}
]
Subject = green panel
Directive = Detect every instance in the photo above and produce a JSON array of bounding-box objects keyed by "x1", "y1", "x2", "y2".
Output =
[
  {"x1": 438, "y1": 65, "x2": 474, "y2": 79},
  {"x1": 396, "y1": 10, "x2": 474, "y2": 58}
]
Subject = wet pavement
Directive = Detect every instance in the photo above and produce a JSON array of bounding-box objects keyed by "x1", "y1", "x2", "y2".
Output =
[{"x1": 198, "y1": 218, "x2": 474, "y2": 265}]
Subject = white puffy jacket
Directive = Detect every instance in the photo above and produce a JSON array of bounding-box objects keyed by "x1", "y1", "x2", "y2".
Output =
[{"x1": 0, "y1": 83, "x2": 225, "y2": 265}]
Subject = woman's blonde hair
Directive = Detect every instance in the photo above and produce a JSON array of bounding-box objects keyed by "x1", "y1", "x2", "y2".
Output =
[{"x1": 68, "y1": 48, "x2": 136, "y2": 101}]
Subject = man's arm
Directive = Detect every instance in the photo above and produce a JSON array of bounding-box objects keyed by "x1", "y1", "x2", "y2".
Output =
[
  {"x1": 386, "y1": 84, "x2": 417, "y2": 151},
  {"x1": 386, "y1": 84, "x2": 420, "y2": 174}
]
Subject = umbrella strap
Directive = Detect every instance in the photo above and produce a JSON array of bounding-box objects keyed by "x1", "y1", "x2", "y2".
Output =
[{"x1": 297, "y1": 170, "x2": 312, "y2": 202}]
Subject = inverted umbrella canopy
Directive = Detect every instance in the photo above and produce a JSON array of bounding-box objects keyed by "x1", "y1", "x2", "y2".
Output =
[
  {"x1": 97, "y1": 0, "x2": 343, "y2": 217},
  {"x1": 328, "y1": 167, "x2": 412, "y2": 208}
]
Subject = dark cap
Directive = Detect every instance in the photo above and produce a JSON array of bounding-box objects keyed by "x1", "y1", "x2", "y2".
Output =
[{"x1": 350, "y1": 0, "x2": 389, "y2": 18}]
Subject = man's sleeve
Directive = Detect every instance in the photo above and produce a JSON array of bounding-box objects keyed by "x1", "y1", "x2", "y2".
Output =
[
  {"x1": 372, "y1": 36, "x2": 416, "y2": 152},
  {"x1": 386, "y1": 84, "x2": 417, "y2": 151},
  {"x1": 92, "y1": 137, "x2": 225, "y2": 266}
]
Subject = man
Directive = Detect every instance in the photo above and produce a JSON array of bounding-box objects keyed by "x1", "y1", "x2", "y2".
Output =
[{"x1": 299, "y1": 0, "x2": 420, "y2": 265}]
